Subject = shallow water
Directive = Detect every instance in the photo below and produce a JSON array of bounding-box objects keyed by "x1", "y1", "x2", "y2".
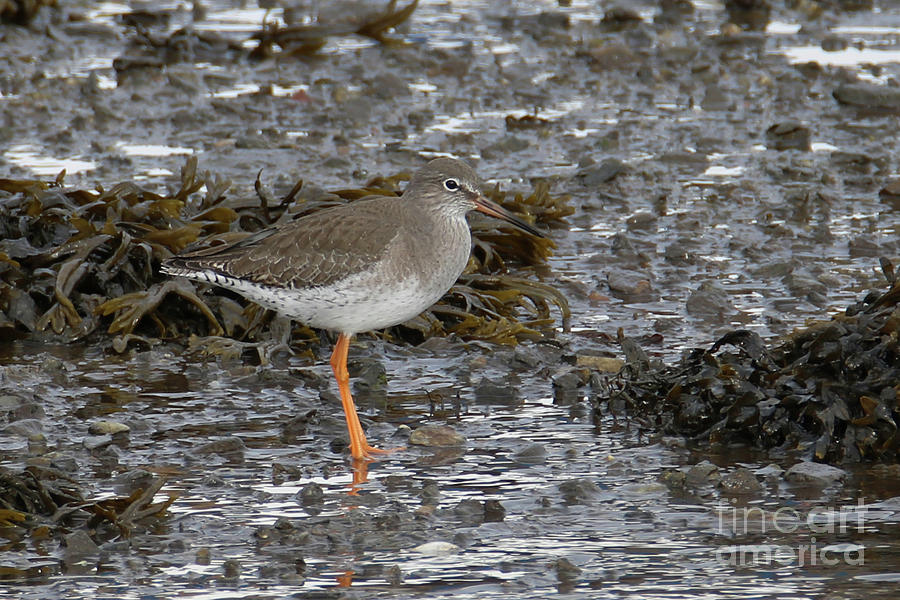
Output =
[{"x1": 3, "y1": 0, "x2": 900, "y2": 598}]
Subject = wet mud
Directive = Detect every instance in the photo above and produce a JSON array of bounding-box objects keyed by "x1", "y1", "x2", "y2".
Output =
[{"x1": 2, "y1": 0, "x2": 900, "y2": 598}]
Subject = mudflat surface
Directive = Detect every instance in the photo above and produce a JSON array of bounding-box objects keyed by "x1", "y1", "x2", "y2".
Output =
[{"x1": 2, "y1": 1, "x2": 900, "y2": 598}]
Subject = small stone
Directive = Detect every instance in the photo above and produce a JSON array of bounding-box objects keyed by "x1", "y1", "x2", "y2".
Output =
[
  {"x1": 88, "y1": 420, "x2": 130, "y2": 435},
  {"x1": 554, "y1": 557, "x2": 581, "y2": 580},
  {"x1": 453, "y1": 499, "x2": 484, "y2": 523},
  {"x1": 412, "y1": 541, "x2": 461, "y2": 556},
  {"x1": 577, "y1": 157, "x2": 626, "y2": 185},
  {"x1": 483, "y1": 500, "x2": 506, "y2": 523},
  {"x1": 785, "y1": 461, "x2": 847, "y2": 485},
  {"x1": 558, "y1": 478, "x2": 601, "y2": 503},
  {"x1": 193, "y1": 436, "x2": 246, "y2": 456},
  {"x1": 686, "y1": 460, "x2": 720, "y2": 483},
  {"x1": 474, "y1": 378, "x2": 519, "y2": 405},
  {"x1": 765, "y1": 121, "x2": 811, "y2": 151},
  {"x1": 64, "y1": 530, "x2": 99, "y2": 561},
  {"x1": 386, "y1": 564, "x2": 403, "y2": 586},
  {"x1": 298, "y1": 482, "x2": 325, "y2": 505},
  {"x1": 409, "y1": 425, "x2": 466, "y2": 447},
  {"x1": 686, "y1": 282, "x2": 734, "y2": 321},
  {"x1": 223, "y1": 559, "x2": 241, "y2": 579},
  {"x1": 3, "y1": 419, "x2": 42, "y2": 437},
  {"x1": 512, "y1": 443, "x2": 547, "y2": 464},
  {"x1": 83, "y1": 435, "x2": 113, "y2": 450},
  {"x1": 718, "y1": 468, "x2": 763, "y2": 494},
  {"x1": 552, "y1": 369, "x2": 583, "y2": 405},
  {"x1": 834, "y1": 82, "x2": 900, "y2": 109},
  {"x1": 576, "y1": 354, "x2": 625, "y2": 373},
  {"x1": 755, "y1": 464, "x2": 784, "y2": 478},
  {"x1": 659, "y1": 469, "x2": 687, "y2": 489}
]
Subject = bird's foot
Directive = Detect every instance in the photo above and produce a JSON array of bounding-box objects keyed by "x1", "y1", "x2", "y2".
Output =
[{"x1": 352, "y1": 443, "x2": 405, "y2": 461}]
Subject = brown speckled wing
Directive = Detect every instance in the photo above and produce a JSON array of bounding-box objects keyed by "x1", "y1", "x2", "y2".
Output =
[{"x1": 165, "y1": 196, "x2": 404, "y2": 289}]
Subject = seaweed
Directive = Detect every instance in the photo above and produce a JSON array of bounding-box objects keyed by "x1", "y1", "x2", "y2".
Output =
[
  {"x1": 594, "y1": 261, "x2": 900, "y2": 463},
  {"x1": 0, "y1": 157, "x2": 571, "y2": 353}
]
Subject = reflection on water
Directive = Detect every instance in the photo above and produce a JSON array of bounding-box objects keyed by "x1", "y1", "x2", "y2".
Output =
[{"x1": 2, "y1": 343, "x2": 900, "y2": 598}]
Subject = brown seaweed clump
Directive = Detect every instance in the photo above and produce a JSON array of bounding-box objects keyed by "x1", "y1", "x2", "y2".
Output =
[
  {"x1": 595, "y1": 262, "x2": 900, "y2": 463},
  {"x1": 0, "y1": 466, "x2": 173, "y2": 578},
  {"x1": 0, "y1": 158, "x2": 570, "y2": 354}
]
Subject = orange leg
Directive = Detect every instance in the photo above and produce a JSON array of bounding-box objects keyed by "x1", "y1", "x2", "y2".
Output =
[{"x1": 329, "y1": 333, "x2": 403, "y2": 461}]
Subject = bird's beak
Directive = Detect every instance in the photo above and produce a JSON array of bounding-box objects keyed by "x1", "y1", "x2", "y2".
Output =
[{"x1": 472, "y1": 193, "x2": 545, "y2": 238}]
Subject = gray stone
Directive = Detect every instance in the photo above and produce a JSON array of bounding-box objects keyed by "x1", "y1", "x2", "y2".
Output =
[
  {"x1": 718, "y1": 468, "x2": 763, "y2": 494},
  {"x1": 409, "y1": 425, "x2": 466, "y2": 447},
  {"x1": 785, "y1": 461, "x2": 846, "y2": 485}
]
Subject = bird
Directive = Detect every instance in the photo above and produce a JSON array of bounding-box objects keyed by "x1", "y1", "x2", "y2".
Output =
[{"x1": 161, "y1": 157, "x2": 545, "y2": 462}]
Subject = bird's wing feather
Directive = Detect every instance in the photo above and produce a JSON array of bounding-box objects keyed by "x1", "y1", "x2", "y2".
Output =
[{"x1": 164, "y1": 196, "x2": 405, "y2": 289}]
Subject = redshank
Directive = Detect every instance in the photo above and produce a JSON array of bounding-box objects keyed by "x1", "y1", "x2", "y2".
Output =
[{"x1": 161, "y1": 157, "x2": 544, "y2": 461}]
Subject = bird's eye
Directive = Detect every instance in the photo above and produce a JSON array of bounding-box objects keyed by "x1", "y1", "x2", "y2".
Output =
[{"x1": 443, "y1": 178, "x2": 460, "y2": 191}]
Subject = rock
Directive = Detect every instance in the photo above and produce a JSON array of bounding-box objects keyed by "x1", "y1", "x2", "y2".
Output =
[
  {"x1": 576, "y1": 158, "x2": 626, "y2": 185},
  {"x1": 3, "y1": 419, "x2": 42, "y2": 437},
  {"x1": 453, "y1": 499, "x2": 484, "y2": 524},
  {"x1": 552, "y1": 369, "x2": 583, "y2": 405},
  {"x1": 553, "y1": 556, "x2": 581, "y2": 579},
  {"x1": 412, "y1": 541, "x2": 461, "y2": 556},
  {"x1": 575, "y1": 354, "x2": 624, "y2": 373},
  {"x1": 606, "y1": 269, "x2": 657, "y2": 302},
  {"x1": 765, "y1": 121, "x2": 811, "y2": 151},
  {"x1": 193, "y1": 436, "x2": 246, "y2": 457},
  {"x1": 64, "y1": 530, "x2": 99, "y2": 562},
  {"x1": 833, "y1": 82, "x2": 900, "y2": 109},
  {"x1": 512, "y1": 443, "x2": 547, "y2": 464},
  {"x1": 686, "y1": 282, "x2": 733, "y2": 320},
  {"x1": 298, "y1": 482, "x2": 325, "y2": 505},
  {"x1": 223, "y1": 558, "x2": 241, "y2": 579},
  {"x1": 88, "y1": 420, "x2": 130, "y2": 435},
  {"x1": 785, "y1": 461, "x2": 847, "y2": 485},
  {"x1": 659, "y1": 469, "x2": 687, "y2": 489},
  {"x1": 756, "y1": 464, "x2": 784, "y2": 479},
  {"x1": 113, "y1": 469, "x2": 155, "y2": 495},
  {"x1": 558, "y1": 478, "x2": 601, "y2": 503},
  {"x1": 409, "y1": 425, "x2": 466, "y2": 447},
  {"x1": 686, "y1": 460, "x2": 719, "y2": 484},
  {"x1": 718, "y1": 468, "x2": 763, "y2": 494},
  {"x1": 83, "y1": 435, "x2": 113, "y2": 450},
  {"x1": 701, "y1": 84, "x2": 731, "y2": 111},
  {"x1": 483, "y1": 499, "x2": 506, "y2": 522},
  {"x1": 474, "y1": 378, "x2": 519, "y2": 405},
  {"x1": 587, "y1": 43, "x2": 636, "y2": 71},
  {"x1": 480, "y1": 135, "x2": 530, "y2": 160},
  {"x1": 386, "y1": 564, "x2": 403, "y2": 586}
]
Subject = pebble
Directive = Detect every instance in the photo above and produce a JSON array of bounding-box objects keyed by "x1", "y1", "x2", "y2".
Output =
[
  {"x1": 576, "y1": 157, "x2": 626, "y2": 185},
  {"x1": 718, "y1": 468, "x2": 764, "y2": 494},
  {"x1": 83, "y1": 435, "x2": 113, "y2": 450},
  {"x1": 88, "y1": 420, "x2": 130, "y2": 435},
  {"x1": 412, "y1": 541, "x2": 461, "y2": 556},
  {"x1": 409, "y1": 425, "x2": 466, "y2": 447},
  {"x1": 512, "y1": 443, "x2": 547, "y2": 464},
  {"x1": 64, "y1": 530, "x2": 100, "y2": 561},
  {"x1": 765, "y1": 121, "x2": 811, "y2": 151},
  {"x1": 558, "y1": 478, "x2": 601, "y2": 503},
  {"x1": 785, "y1": 461, "x2": 847, "y2": 485},
  {"x1": 474, "y1": 378, "x2": 519, "y2": 405},
  {"x1": 3, "y1": 419, "x2": 43, "y2": 437},
  {"x1": 833, "y1": 82, "x2": 900, "y2": 109},
  {"x1": 686, "y1": 460, "x2": 720, "y2": 484},
  {"x1": 575, "y1": 354, "x2": 624, "y2": 373},
  {"x1": 193, "y1": 436, "x2": 246, "y2": 456},
  {"x1": 298, "y1": 482, "x2": 325, "y2": 505},
  {"x1": 483, "y1": 500, "x2": 506, "y2": 523}
]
